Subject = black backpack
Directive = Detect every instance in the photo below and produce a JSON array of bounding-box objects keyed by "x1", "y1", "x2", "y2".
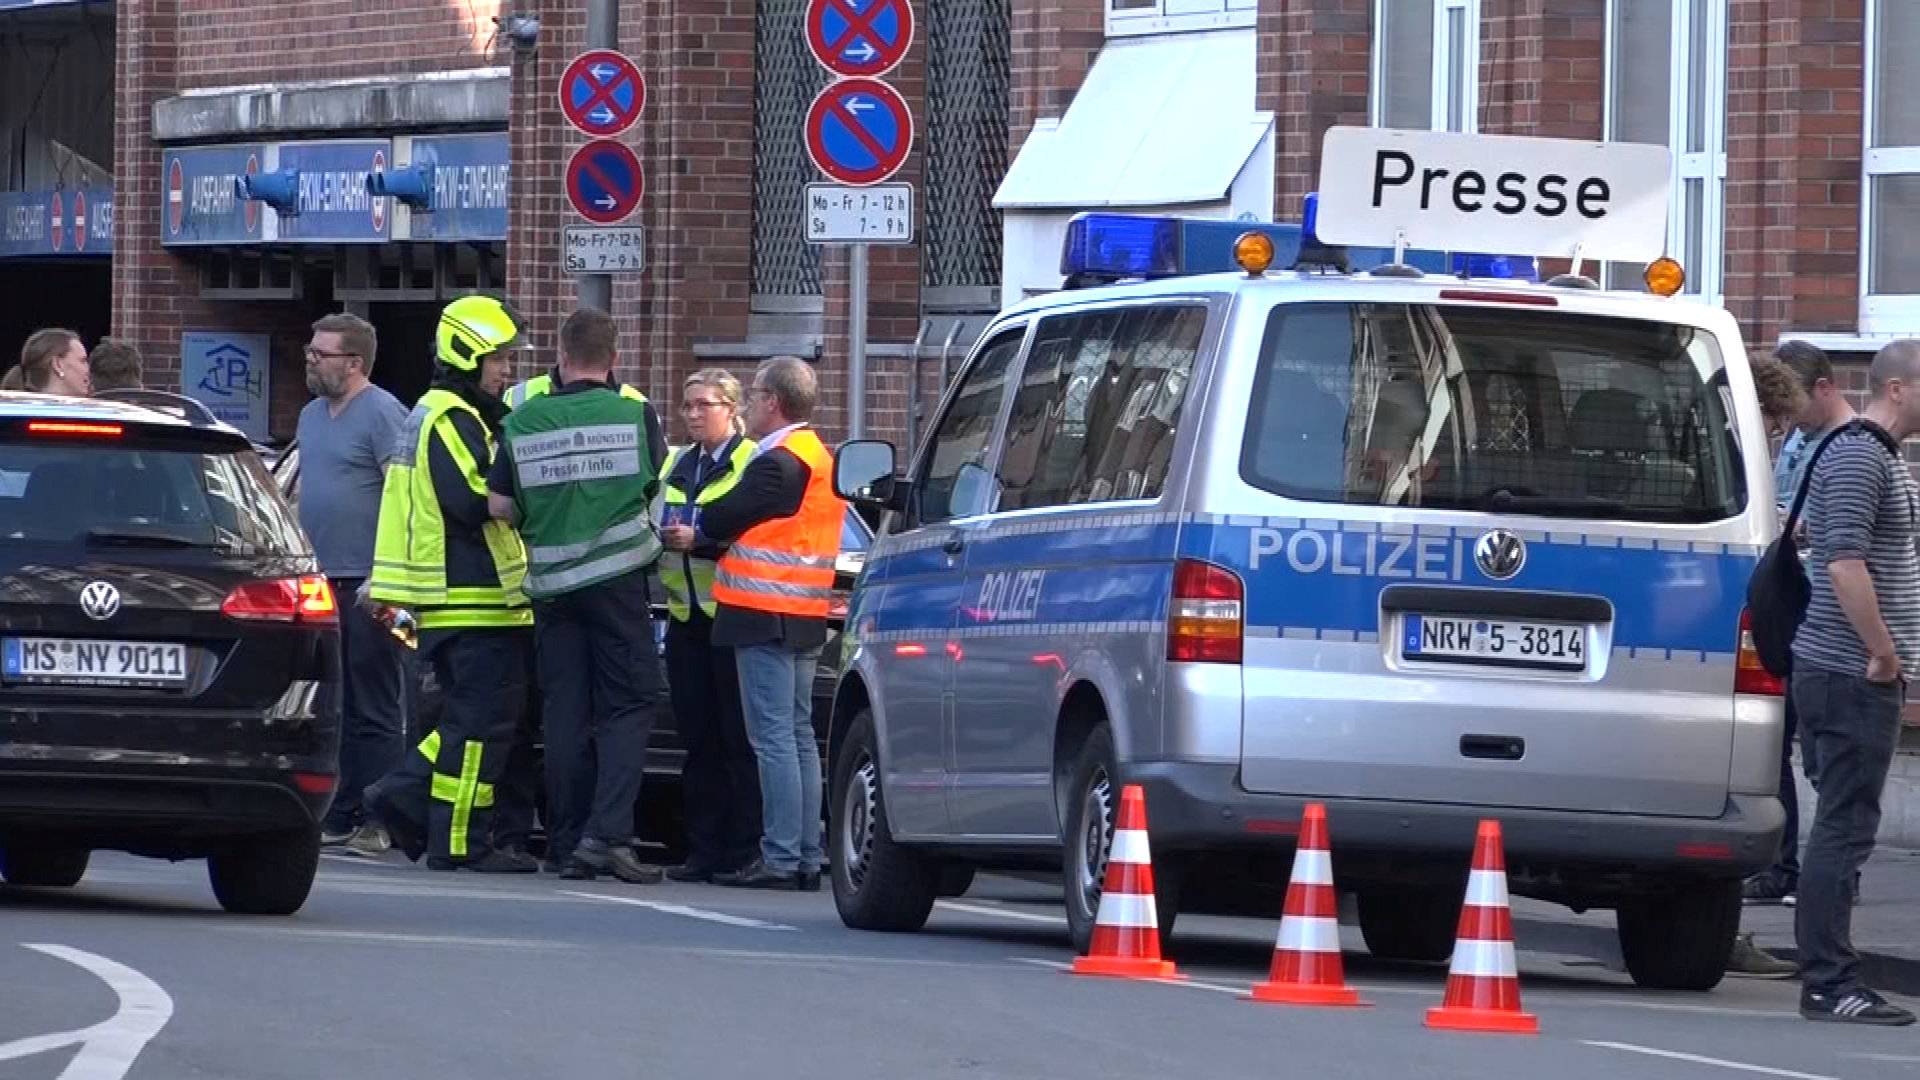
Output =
[{"x1": 1746, "y1": 419, "x2": 1903, "y2": 678}]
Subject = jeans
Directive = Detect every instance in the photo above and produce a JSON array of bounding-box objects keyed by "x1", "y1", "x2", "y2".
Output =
[
  {"x1": 322, "y1": 577, "x2": 414, "y2": 833},
  {"x1": 736, "y1": 642, "x2": 824, "y2": 874},
  {"x1": 1768, "y1": 689, "x2": 1802, "y2": 881},
  {"x1": 1793, "y1": 668, "x2": 1904, "y2": 996},
  {"x1": 535, "y1": 570, "x2": 666, "y2": 857}
]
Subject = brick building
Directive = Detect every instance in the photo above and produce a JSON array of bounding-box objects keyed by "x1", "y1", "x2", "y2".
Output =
[{"x1": 0, "y1": 0, "x2": 1894, "y2": 443}]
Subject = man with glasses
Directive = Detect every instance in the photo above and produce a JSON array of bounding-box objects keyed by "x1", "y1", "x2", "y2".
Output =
[{"x1": 298, "y1": 313, "x2": 413, "y2": 855}]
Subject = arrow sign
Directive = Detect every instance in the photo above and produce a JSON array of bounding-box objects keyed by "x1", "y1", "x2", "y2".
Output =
[
  {"x1": 566, "y1": 139, "x2": 645, "y2": 225},
  {"x1": 560, "y1": 49, "x2": 647, "y2": 138},
  {"x1": 805, "y1": 77, "x2": 914, "y2": 186},
  {"x1": 806, "y1": 0, "x2": 914, "y2": 78}
]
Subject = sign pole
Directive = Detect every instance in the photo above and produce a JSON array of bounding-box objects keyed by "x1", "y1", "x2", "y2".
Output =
[
  {"x1": 579, "y1": 0, "x2": 619, "y2": 314},
  {"x1": 847, "y1": 242, "x2": 868, "y2": 441}
]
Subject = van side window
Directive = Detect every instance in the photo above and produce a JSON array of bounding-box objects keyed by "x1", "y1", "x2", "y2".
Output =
[
  {"x1": 912, "y1": 328, "x2": 1023, "y2": 527},
  {"x1": 995, "y1": 303, "x2": 1206, "y2": 512}
]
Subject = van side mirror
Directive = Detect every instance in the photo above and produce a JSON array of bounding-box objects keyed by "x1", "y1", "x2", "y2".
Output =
[{"x1": 835, "y1": 440, "x2": 899, "y2": 507}]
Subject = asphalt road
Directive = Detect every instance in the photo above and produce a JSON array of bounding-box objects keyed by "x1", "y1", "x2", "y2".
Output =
[{"x1": 3, "y1": 852, "x2": 1918, "y2": 1080}]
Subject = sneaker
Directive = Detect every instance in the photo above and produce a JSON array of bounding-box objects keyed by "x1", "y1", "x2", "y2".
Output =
[
  {"x1": 1802, "y1": 987, "x2": 1917, "y2": 1026},
  {"x1": 1725, "y1": 933, "x2": 1797, "y2": 979},
  {"x1": 1742, "y1": 873, "x2": 1796, "y2": 906},
  {"x1": 343, "y1": 823, "x2": 392, "y2": 857},
  {"x1": 665, "y1": 862, "x2": 717, "y2": 884},
  {"x1": 320, "y1": 826, "x2": 355, "y2": 847}
]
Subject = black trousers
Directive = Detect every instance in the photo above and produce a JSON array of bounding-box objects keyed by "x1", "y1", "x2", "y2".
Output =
[
  {"x1": 536, "y1": 570, "x2": 666, "y2": 858},
  {"x1": 321, "y1": 576, "x2": 414, "y2": 832},
  {"x1": 666, "y1": 610, "x2": 762, "y2": 872},
  {"x1": 366, "y1": 628, "x2": 531, "y2": 862}
]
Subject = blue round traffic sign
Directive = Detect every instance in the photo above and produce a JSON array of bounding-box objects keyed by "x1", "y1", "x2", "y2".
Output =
[
  {"x1": 805, "y1": 77, "x2": 914, "y2": 186},
  {"x1": 560, "y1": 49, "x2": 647, "y2": 138},
  {"x1": 806, "y1": 0, "x2": 913, "y2": 78},
  {"x1": 566, "y1": 140, "x2": 644, "y2": 224}
]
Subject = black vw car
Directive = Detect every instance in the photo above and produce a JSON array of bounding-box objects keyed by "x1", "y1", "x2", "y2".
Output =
[{"x1": 0, "y1": 390, "x2": 340, "y2": 913}]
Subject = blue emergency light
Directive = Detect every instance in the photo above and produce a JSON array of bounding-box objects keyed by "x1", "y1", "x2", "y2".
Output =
[
  {"x1": 1450, "y1": 252, "x2": 1540, "y2": 282},
  {"x1": 368, "y1": 163, "x2": 436, "y2": 210},
  {"x1": 235, "y1": 169, "x2": 300, "y2": 217}
]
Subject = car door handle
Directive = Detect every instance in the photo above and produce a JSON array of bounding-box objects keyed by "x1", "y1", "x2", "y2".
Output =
[{"x1": 942, "y1": 534, "x2": 965, "y2": 556}]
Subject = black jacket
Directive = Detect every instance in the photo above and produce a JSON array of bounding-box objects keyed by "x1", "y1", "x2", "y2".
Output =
[
  {"x1": 420, "y1": 376, "x2": 518, "y2": 643},
  {"x1": 698, "y1": 443, "x2": 828, "y2": 649}
]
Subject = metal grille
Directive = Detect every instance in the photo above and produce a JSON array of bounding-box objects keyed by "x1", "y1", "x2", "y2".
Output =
[
  {"x1": 924, "y1": 0, "x2": 1010, "y2": 292},
  {"x1": 752, "y1": 0, "x2": 830, "y2": 299}
]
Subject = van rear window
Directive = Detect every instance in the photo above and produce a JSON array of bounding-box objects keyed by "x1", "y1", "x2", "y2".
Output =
[{"x1": 1241, "y1": 302, "x2": 1747, "y2": 523}]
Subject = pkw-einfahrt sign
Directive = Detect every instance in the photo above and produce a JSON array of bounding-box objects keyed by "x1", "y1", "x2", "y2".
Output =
[{"x1": 1313, "y1": 126, "x2": 1673, "y2": 264}]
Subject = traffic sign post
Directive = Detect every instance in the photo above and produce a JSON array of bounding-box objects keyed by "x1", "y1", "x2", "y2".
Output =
[
  {"x1": 569, "y1": 0, "x2": 634, "y2": 312},
  {"x1": 807, "y1": 0, "x2": 913, "y2": 78},
  {"x1": 566, "y1": 140, "x2": 644, "y2": 225}
]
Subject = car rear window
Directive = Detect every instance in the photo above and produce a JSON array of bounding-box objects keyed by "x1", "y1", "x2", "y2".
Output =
[
  {"x1": 0, "y1": 432, "x2": 309, "y2": 555},
  {"x1": 1241, "y1": 302, "x2": 1747, "y2": 523}
]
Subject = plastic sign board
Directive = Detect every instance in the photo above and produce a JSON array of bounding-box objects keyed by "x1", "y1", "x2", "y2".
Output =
[
  {"x1": 805, "y1": 183, "x2": 912, "y2": 244},
  {"x1": 180, "y1": 332, "x2": 272, "y2": 441},
  {"x1": 560, "y1": 49, "x2": 646, "y2": 138},
  {"x1": 806, "y1": 0, "x2": 914, "y2": 78},
  {"x1": 564, "y1": 225, "x2": 647, "y2": 274},
  {"x1": 805, "y1": 77, "x2": 914, "y2": 186},
  {"x1": 1313, "y1": 126, "x2": 1673, "y2": 264}
]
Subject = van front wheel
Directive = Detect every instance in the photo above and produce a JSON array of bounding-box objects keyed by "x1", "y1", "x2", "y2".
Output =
[{"x1": 830, "y1": 709, "x2": 937, "y2": 932}]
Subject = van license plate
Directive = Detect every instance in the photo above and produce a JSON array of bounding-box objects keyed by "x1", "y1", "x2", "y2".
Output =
[
  {"x1": 1, "y1": 637, "x2": 190, "y2": 687},
  {"x1": 1401, "y1": 616, "x2": 1585, "y2": 671}
]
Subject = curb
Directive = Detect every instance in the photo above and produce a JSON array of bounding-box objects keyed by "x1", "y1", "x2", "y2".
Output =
[{"x1": 1760, "y1": 946, "x2": 1920, "y2": 998}]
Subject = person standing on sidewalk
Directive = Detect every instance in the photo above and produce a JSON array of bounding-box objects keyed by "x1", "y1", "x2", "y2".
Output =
[
  {"x1": 1790, "y1": 339, "x2": 1920, "y2": 1026},
  {"x1": 658, "y1": 369, "x2": 762, "y2": 883},
  {"x1": 17, "y1": 328, "x2": 90, "y2": 396},
  {"x1": 664, "y1": 356, "x2": 844, "y2": 891},
  {"x1": 298, "y1": 313, "x2": 414, "y2": 857},
  {"x1": 488, "y1": 307, "x2": 671, "y2": 885},
  {"x1": 87, "y1": 338, "x2": 144, "y2": 393}
]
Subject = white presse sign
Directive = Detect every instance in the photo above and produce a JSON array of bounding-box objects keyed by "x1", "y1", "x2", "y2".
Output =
[{"x1": 1313, "y1": 127, "x2": 1673, "y2": 264}]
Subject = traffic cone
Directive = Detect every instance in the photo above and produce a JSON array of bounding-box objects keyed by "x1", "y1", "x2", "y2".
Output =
[
  {"x1": 1070, "y1": 784, "x2": 1181, "y2": 980},
  {"x1": 1247, "y1": 802, "x2": 1367, "y2": 1007},
  {"x1": 1424, "y1": 819, "x2": 1539, "y2": 1035}
]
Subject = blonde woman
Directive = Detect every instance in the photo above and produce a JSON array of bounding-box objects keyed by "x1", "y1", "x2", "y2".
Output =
[{"x1": 657, "y1": 369, "x2": 764, "y2": 882}]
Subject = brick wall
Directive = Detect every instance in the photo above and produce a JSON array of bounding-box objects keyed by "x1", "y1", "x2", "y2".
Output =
[
  {"x1": 1479, "y1": 0, "x2": 1604, "y2": 140},
  {"x1": 1006, "y1": 0, "x2": 1104, "y2": 157},
  {"x1": 176, "y1": 0, "x2": 503, "y2": 88},
  {"x1": 1258, "y1": 0, "x2": 1370, "y2": 220}
]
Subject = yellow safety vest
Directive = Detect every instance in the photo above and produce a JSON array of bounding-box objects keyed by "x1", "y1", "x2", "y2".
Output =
[
  {"x1": 658, "y1": 438, "x2": 756, "y2": 621},
  {"x1": 368, "y1": 388, "x2": 531, "y2": 631}
]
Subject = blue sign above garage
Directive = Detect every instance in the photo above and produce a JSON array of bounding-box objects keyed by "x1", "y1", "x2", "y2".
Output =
[
  {"x1": 404, "y1": 133, "x2": 510, "y2": 243},
  {"x1": 163, "y1": 143, "x2": 268, "y2": 246},
  {"x1": 0, "y1": 187, "x2": 112, "y2": 258},
  {"x1": 274, "y1": 139, "x2": 392, "y2": 244}
]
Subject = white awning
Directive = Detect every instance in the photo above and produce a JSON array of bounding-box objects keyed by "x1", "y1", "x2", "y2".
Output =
[{"x1": 992, "y1": 28, "x2": 1264, "y2": 210}]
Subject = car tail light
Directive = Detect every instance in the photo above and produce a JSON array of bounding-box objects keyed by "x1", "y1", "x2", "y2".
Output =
[
  {"x1": 27, "y1": 420, "x2": 122, "y2": 437},
  {"x1": 222, "y1": 575, "x2": 338, "y2": 625},
  {"x1": 1735, "y1": 607, "x2": 1784, "y2": 696},
  {"x1": 292, "y1": 772, "x2": 336, "y2": 795},
  {"x1": 1169, "y1": 558, "x2": 1242, "y2": 664}
]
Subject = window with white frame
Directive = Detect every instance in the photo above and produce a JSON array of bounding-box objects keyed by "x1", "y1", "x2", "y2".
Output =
[
  {"x1": 1603, "y1": 0, "x2": 1727, "y2": 300},
  {"x1": 1865, "y1": 0, "x2": 1920, "y2": 332},
  {"x1": 1372, "y1": 0, "x2": 1479, "y2": 133},
  {"x1": 1106, "y1": 0, "x2": 1255, "y2": 38}
]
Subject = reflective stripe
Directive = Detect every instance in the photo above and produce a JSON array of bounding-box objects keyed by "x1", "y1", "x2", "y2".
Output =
[
  {"x1": 1464, "y1": 869, "x2": 1509, "y2": 908},
  {"x1": 525, "y1": 546, "x2": 653, "y2": 595},
  {"x1": 1290, "y1": 848, "x2": 1334, "y2": 886},
  {"x1": 1276, "y1": 914, "x2": 1341, "y2": 954},
  {"x1": 1092, "y1": 891, "x2": 1159, "y2": 930},
  {"x1": 729, "y1": 543, "x2": 833, "y2": 569},
  {"x1": 417, "y1": 606, "x2": 534, "y2": 629},
  {"x1": 1446, "y1": 939, "x2": 1517, "y2": 979},
  {"x1": 712, "y1": 566, "x2": 833, "y2": 601},
  {"x1": 530, "y1": 515, "x2": 654, "y2": 563},
  {"x1": 1108, "y1": 828, "x2": 1152, "y2": 867},
  {"x1": 418, "y1": 731, "x2": 440, "y2": 761}
]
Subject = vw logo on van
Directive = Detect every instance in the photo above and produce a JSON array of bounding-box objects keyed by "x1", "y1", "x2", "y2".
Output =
[
  {"x1": 1473, "y1": 530, "x2": 1527, "y2": 580},
  {"x1": 79, "y1": 581, "x2": 122, "y2": 621}
]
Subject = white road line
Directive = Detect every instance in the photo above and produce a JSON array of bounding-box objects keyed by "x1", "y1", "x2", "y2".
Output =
[
  {"x1": 0, "y1": 945, "x2": 174, "y2": 1080},
  {"x1": 320, "y1": 853, "x2": 403, "y2": 868},
  {"x1": 1844, "y1": 1052, "x2": 1920, "y2": 1064},
  {"x1": 1009, "y1": 956, "x2": 1250, "y2": 996},
  {"x1": 216, "y1": 928, "x2": 574, "y2": 950},
  {"x1": 561, "y1": 890, "x2": 799, "y2": 930},
  {"x1": 1583, "y1": 1041, "x2": 1838, "y2": 1080},
  {"x1": 937, "y1": 900, "x2": 1066, "y2": 926}
]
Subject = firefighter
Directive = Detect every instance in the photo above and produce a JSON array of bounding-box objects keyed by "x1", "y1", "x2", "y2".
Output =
[{"x1": 362, "y1": 294, "x2": 538, "y2": 873}]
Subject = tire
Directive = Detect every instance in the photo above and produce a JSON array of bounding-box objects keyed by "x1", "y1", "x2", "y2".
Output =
[
  {"x1": 1615, "y1": 879, "x2": 1742, "y2": 992},
  {"x1": 0, "y1": 845, "x2": 89, "y2": 888},
  {"x1": 830, "y1": 709, "x2": 938, "y2": 932},
  {"x1": 936, "y1": 865, "x2": 976, "y2": 898},
  {"x1": 1356, "y1": 888, "x2": 1460, "y2": 965},
  {"x1": 209, "y1": 827, "x2": 321, "y2": 916},
  {"x1": 1062, "y1": 725, "x2": 1180, "y2": 955}
]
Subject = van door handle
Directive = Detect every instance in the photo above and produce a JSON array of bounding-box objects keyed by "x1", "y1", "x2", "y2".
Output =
[
  {"x1": 1460, "y1": 735, "x2": 1525, "y2": 761},
  {"x1": 942, "y1": 534, "x2": 965, "y2": 556}
]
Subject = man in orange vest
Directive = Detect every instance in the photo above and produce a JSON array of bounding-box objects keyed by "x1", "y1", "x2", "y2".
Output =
[{"x1": 662, "y1": 355, "x2": 843, "y2": 891}]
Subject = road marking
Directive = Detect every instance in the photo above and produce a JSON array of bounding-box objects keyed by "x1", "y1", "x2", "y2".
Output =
[
  {"x1": 1583, "y1": 1041, "x2": 1837, "y2": 1080},
  {"x1": 1844, "y1": 1052, "x2": 1920, "y2": 1064},
  {"x1": 0, "y1": 945, "x2": 173, "y2": 1079},
  {"x1": 937, "y1": 900, "x2": 1065, "y2": 926},
  {"x1": 1010, "y1": 956, "x2": 1260, "y2": 996},
  {"x1": 214, "y1": 927, "x2": 574, "y2": 950},
  {"x1": 320, "y1": 853, "x2": 404, "y2": 868},
  {"x1": 561, "y1": 890, "x2": 799, "y2": 930}
]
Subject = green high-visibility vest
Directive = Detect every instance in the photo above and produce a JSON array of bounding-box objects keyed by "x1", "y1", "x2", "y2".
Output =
[
  {"x1": 658, "y1": 438, "x2": 756, "y2": 621},
  {"x1": 506, "y1": 372, "x2": 650, "y2": 410},
  {"x1": 503, "y1": 385, "x2": 662, "y2": 599}
]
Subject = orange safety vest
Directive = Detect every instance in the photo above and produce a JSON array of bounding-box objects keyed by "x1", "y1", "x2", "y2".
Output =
[{"x1": 711, "y1": 427, "x2": 845, "y2": 618}]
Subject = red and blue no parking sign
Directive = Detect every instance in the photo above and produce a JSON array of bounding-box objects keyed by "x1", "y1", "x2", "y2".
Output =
[
  {"x1": 560, "y1": 49, "x2": 647, "y2": 138},
  {"x1": 566, "y1": 139, "x2": 645, "y2": 224},
  {"x1": 806, "y1": 0, "x2": 913, "y2": 78},
  {"x1": 805, "y1": 77, "x2": 913, "y2": 186}
]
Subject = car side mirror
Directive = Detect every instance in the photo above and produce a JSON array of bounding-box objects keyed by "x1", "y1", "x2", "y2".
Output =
[{"x1": 835, "y1": 439, "x2": 900, "y2": 509}]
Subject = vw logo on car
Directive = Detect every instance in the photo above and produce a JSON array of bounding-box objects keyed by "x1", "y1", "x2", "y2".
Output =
[
  {"x1": 79, "y1": 581, "x2": 122, "y2": 621},
  {"x1": 1473, "y1": 529, "x2": 1527, "y2": 581}
]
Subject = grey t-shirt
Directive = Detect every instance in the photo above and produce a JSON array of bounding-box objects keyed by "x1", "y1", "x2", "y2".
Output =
[
  {"x1": 294, "y1": 385, "x2": 408, "y2": 579},
  {"x1": 1792, "y1": 424, "x2": 1920, "y2": 680}
]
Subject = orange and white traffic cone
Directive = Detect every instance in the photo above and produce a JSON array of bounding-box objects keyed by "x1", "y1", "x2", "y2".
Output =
[
  {"x1": 1424, "y1": 819, "x2": 1539, "y2": 1035},
  {"x1": 1071, "y1": 783, "x2": 1181, "y2": 981},
  {"x1": 1247, "y1": 802, "x2": 1366, "y2": 1007}
]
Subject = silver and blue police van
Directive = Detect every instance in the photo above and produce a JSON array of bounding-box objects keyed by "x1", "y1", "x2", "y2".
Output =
[{"x1": 823, "y1": 130, "x2": 1784, "y2": 992}]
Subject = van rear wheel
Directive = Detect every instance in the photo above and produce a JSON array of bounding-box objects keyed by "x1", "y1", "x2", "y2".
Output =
[
  {"x1": 1063, "y1": 726, "x2": 1180, "y2": 954},
  {"x1": 1356, "y1": 888, "x2": 1460, "y2": 965},
  {"x1": 0, "y1": 844, "x2": 89, "y2": 888},
  {"x1": 1616, "y1": 879, "x2": 1742, "y2": 991}
]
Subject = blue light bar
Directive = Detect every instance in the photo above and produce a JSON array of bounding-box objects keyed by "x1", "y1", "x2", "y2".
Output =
[
  {"x1": 1449, "y1": 253, "x2": 1540, "y2": 282},
  {"x1": 1059, "y1": 214, "x2": 1181, "y2": 279},
  {"x1": 1058, "y1": 207, "x2": 1458, "y2": 283}
]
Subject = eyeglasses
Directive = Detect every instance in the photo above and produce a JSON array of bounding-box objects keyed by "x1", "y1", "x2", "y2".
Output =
[
  {"x1": 305, "y1": 346, "x2": 359, "y2": 362},
  {"x1": 681, "y1": 400, "x2": 731, "y2": 412}
]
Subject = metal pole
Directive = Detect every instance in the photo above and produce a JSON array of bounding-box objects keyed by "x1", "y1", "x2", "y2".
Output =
[
  {"x1": 578, "y1": 0, "x2": 618, "y2": 313},
  {"x1": 847, "y1": 242, "x2": 868, "y2": 440}
]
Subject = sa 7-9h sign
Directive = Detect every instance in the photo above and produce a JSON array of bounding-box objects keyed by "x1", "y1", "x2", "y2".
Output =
[{"x1": 1313, "y1": 126, "x2": 1673, "y2": 264}]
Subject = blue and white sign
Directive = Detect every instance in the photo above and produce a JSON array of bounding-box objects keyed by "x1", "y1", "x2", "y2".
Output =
[
  {"x1": 405, "y1": 133, "x2": 511, "y2": 242},
  {"x1": 566, "y1": 139, "x2": 644, "y2": 225},
  {"x1": 804, "y1": 77, "x2": 914, "y2": 186},
  {"x1": 0, "y1": 187, "x2": 112, "y2": 258},
  {"x1": 180, "y1": 332, "x2": 272, "y2": 441},
  {"x1": 560, "y1": 49, "x2": 646, "y2": 138},
  {"x1": 163, "y1": 144, "x2": 267, "y2": 247},
  {"x1": 273, "y1": 139, "x2": 391, "y2": 244},
  {"x1": 806, "y1": 0, "x2": 913, "y2": 78}
]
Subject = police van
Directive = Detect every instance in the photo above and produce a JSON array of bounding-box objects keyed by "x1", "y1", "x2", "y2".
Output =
[{"x1": 824, "y1": 128, "x2": 1784, "y2": 992}]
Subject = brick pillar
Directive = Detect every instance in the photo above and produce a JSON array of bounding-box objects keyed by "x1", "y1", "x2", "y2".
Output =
[
  {"x1": 1479, "y1": 0, "x2": 1604, "y2": 140},
  {"x1": 1724, "y1": 0, "x2": 1864, "y2": 349},
  {"x1": 1007, "y1": 0, "x2": 1105, "y2": 158},
  {"x1": 1259, "y1": 0, "x2": 1370, "y2": 221}
]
